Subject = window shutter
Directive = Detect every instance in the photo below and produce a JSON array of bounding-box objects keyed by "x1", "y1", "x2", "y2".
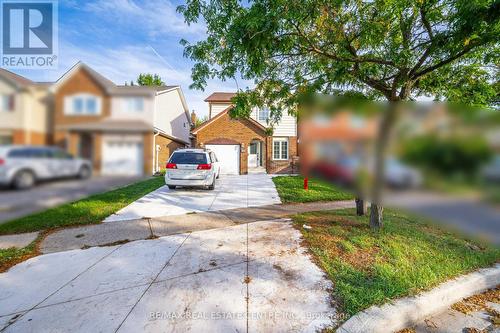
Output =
[
  {"x1": 8, "y1": 95, "x2": 14, "y2": 111},
  {"x1": 64, "y1": 96, "x2": 72, "y2": 114}
]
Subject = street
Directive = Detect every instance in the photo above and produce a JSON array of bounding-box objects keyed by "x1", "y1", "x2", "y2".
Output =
[{"x1": 0, "y1": 176, "x2": 143, "y2": 223}]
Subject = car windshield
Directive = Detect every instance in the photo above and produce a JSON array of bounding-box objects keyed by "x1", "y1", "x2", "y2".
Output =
[{"x1": 170, "y1": 152, "x2": 207, "y2": 164}]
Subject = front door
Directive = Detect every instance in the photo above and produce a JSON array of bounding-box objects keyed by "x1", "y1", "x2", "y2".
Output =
[{"x1": 248, "y1": 142, "x2": 261, "y2": 168}]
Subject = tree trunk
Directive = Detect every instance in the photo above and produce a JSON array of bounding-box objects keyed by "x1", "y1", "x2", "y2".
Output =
[
  {"x1": 369, "y1": 203, "x2": 384, "y2": 228},
  {"x1": 355, "y1": 198, "x2": 366, "y2": 216},
  {"x1": 369, "y1": 101, "x2": 398, "y2": 229}
]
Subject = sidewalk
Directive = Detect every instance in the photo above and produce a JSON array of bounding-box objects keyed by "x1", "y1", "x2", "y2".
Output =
[
  {"x1": 40, "y1": 201, "x2": 354, "y2": 253},
  {"x1": 410, "y1": 286, "x2": 500, "y2": 333}
]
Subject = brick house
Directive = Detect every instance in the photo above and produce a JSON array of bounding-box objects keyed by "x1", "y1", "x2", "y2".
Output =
[
  {"x1": 51, "y1": 62, "x2": 191, "y2": 176},
  {"x1": 191, "y1": 92, "x2": 298, "y2": 174},
  {"x1": 0, "y1": 63, "x2": 191, "y2": 176}
]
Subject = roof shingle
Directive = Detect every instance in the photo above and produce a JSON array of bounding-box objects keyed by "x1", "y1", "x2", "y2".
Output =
[{"x1": 204, "y1": 92, "x2": 236, "y2": 102}]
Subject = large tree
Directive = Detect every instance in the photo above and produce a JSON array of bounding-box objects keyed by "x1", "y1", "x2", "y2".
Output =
[
  {"x1": 137, "y1": 73, "x2": 165, "y2": 86},
  {"x1": 179, "y1": 0, "x2": 499, "y2": 228}
]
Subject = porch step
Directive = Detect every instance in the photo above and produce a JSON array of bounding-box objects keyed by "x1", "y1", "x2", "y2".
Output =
[{"x1": 248, "y1": 167, "x2": 266, "y2": 174}]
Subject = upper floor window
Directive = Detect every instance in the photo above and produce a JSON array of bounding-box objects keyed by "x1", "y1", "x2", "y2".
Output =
[
  {"x1": 65, "y1": 94, "x2": 102, "y2": 115},
  {"x1": 0, "y1": 94, "x2": 14, "y2": 112},
  {"x1": 258, "y1": 107, "x2": 270, "y2": 122},
  {"x1": 125, "y1": 97, "x2": 144, "y2": 112}
]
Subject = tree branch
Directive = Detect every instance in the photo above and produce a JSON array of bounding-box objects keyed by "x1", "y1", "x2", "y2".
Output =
[
  {"x1": 289, "y1": 20, "x2": 397, "y2": 67},
  {"x1": 420, "y1": 7, "x2": 434, "y2": 40},
  {"x1": 412, "y1": 44, "x2": 480, "y2": 79}
]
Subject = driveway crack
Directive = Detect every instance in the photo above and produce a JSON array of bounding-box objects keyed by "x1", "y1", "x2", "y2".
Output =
[
  {"x1": 1, "y1": 244, "x2": 125, "y2": 332},
  {"x1": 114, "y1": 232, "x2": 191, "y2": 333}
]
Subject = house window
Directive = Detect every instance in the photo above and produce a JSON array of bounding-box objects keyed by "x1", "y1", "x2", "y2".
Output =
[
  {"x1": 125, "y1": 97, "x2": 144, "y2": 112},
  {"x1": 0, "y1": 135, "x2": 12, "y2": 145},
  {"x1": 0, "y1": 94, "x2": 14, "y2": 112},
  {"x1": 73, "y1": 98, "x2": 84, "y2": 113},
  {"x1": 259, "y1": 107, "x2": 270, "y2": 122},
  {"x1": 272, "y1": 138, "x2": 288, "y2": 160},
  {"x1": 65, "y1": 94, "x2": 101, "y2": 115}
]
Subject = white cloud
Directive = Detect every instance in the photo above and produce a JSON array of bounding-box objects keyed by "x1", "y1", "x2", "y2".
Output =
[
  {"x1": 83, "y1": 0, "x2": 206, "y2": 37},
  {"x1": 18, "y1": 41, "x2": 241, "y2": 117}
]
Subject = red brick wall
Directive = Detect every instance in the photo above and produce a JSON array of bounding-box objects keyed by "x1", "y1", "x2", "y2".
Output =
[
  {"x1": 11, "y1": 130, "x2": 50, "y2": 145},
  {"x1": 194, "y1": 113, "x2": 266, "y2": 174},
  {"x1": 266, "y1": 136, "x2": 299, "y2": 174},
  {"x1": 156, "y1": 134, "x2": 186, "y2": 171}
]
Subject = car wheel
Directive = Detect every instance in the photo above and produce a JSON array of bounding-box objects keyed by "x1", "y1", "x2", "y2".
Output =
[
  {"x1": 208, "y1": 177, "x2": 215, "y2": 190},
  {"x1": 13, "y1": 170, "x2": 36, "y2": 190},
  {"x1": 77, "y1": 166, "x2": 91, "y2": 179},
  {"x1": 168, "y1": 185, "x2": 176, "y2": 190}
]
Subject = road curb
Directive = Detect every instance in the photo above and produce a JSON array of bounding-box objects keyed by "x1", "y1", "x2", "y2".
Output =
[{"x1": 337, "y1": 263, "x2": 500, "y2": 333}]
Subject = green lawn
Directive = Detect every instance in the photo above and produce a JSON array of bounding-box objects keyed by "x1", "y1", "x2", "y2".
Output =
[
  {"x1": 294, "y1": 209, "x2": 500, "y2": 318},
  {"x1": 0, "y1": 177, "x2": 165, "y2": 235},
  {"x1": 0, "y1": 240, "x2": 38, "y2": 272},
  {"x1": 272, "y1": 176, "x2": 353, "y2": 203}
]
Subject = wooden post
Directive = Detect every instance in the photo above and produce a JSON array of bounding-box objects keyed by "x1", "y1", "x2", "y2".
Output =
[{"x1": 304, "y1": 177, "x2": 308, "y2": 190}]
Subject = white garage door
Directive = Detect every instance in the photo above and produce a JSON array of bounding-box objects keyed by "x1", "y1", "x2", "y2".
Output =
[
  {"x1": 102, "y1": 141, "x2": 144, "y2": 176},
  {"x1": 205, "y1": 144, "x2": 240, "y2": 175}
]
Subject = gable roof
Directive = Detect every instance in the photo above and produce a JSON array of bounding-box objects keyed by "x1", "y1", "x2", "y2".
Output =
[
  {"x1": 51, "y1": 62, "x2": 169, "y2": 95},
  {"x1": 204, "y1": 92, "x2": 236, "y2": 103},
  {"x1": 0, "y1": 68, "x2": 34, "y2": 89},
  {"x1": 51, "y1": 61, "x2": 116, "y2": 93},
  {"x1": 191, "y1": 105, "x2": 267, "y2": 134}
]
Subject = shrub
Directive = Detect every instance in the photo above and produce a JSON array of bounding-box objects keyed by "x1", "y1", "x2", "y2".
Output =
[{"x1": 400, "y1": 135, "x2": 493, "y2": 176}]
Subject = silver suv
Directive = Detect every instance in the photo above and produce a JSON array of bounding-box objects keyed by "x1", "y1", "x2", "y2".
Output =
[
  {"x1": 164, "y1": 148, "x2": 221, "y2": 190},
  {"x1": 0, "y1": 145, "x2": 92, "y2": 189}
]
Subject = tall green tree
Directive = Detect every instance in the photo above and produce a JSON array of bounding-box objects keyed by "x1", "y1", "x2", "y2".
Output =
[
  {"x1": 137, "y1": 73, "x2": 165, "y2": 86},
  {"x1": 179, "y1": 0, "x2": 499, "y2": 228}
]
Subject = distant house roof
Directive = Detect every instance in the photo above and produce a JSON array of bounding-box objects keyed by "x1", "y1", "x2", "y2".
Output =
[
  {"x1": 52, "y1": 62, "x2": 181, "y2": 96},
  {"x1": 204, "y1": 92, "x2": 236, "y2": 103},
  {"x1": 110, "y1": 85, "x2": 179, "y2": 96},
  {"x1": 0, "y1": 68, "x2": 34, "y2": 88}
]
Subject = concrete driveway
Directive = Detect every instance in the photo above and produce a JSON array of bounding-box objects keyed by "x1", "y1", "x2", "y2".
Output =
[
  {"x1": 0, "y1": 221, "x2": 336, "y2": 332},
  {"x1": 105, "y1": 174, "x2": 281, "y2": 222},
  {"x1": 0, "y1": 176, "x2": 143, "y2": 223}
]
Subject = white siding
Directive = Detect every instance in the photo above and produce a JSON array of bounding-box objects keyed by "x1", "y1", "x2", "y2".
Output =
[
  {"x1": 0, "y1": 79, "x2": 22, "y2": 130},
  {"x1": 251, "y1": 107, "x2": 297, "y2": 136},
  {"x1": 0, "y1": 79, "x2": 50, "y2": 136},
  {"x1": 210, "y1": 103, "x2": 232, "y2": 118},
  {"x1": 110, "y1": 96, "x2": 154, "y2": 124},
  {"x1": 154, "y1": 89, "x2": 190, "y2": 143}
]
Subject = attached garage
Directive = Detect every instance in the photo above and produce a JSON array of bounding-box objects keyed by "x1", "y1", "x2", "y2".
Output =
[
  {"x1": 191, "y1": 108, "x2": 267, "y2": 175},
  {"x1": 205, "y1": 144, "x2": 240, "y2": 175},
  {"x1": 102, "y1": 136, "x2": 144, "y2": 176}
]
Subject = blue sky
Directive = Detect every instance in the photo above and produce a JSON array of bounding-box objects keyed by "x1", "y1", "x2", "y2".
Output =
[{"x1": 12, "y1": 0, "x2": 248, "y2": 117}]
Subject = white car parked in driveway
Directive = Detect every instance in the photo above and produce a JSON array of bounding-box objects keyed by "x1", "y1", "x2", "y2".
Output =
[
  {"x1": 0, "y1": 145, "x2": 92, "y2": 189},
  {"x1": 164, "y1": 148, "x2": 221, "y2": 190}
]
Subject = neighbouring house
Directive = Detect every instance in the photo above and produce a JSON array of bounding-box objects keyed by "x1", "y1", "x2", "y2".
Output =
[
  {"x1": 51, "y1": 62, "x2": 191, "y2": 176},
  {"x1": 0, "y1": 68, "x2": 51, "y2": 145},
  {"x1": 299, "y1": 111, "x2": 378, "y2": 162},
  {"x1": 191, "y1": 92, "x2": 298, "y2": 175},
  {"x1": 0, "y1": 63, "x2": 191, "y2": 176}
]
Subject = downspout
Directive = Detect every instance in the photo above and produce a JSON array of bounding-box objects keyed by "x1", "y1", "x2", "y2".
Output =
[
  {"x1": 153, "y1": 130, "x2": 159, "y2": 174},
  {"x1": 152, "y1": 91, "x2": 158, "y2": 175}
]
